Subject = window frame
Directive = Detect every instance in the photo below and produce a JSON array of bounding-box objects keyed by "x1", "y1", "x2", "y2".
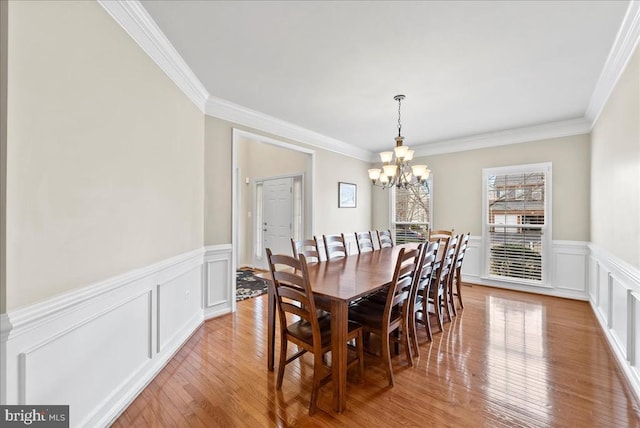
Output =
[{"x1": 482, "y1": 162, "x2": 552, "y2": 286}]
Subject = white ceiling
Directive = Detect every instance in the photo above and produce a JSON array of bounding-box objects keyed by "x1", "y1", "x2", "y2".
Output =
[{"x1": 139, "y1": 0, "x2": 630, "y2": 154}]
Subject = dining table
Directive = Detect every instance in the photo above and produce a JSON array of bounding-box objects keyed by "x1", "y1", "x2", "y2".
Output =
[{"x1": 258, "y1": 243, "x2": 420, "y2": 413}]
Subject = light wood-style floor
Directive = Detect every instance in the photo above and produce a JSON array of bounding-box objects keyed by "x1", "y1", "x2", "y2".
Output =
[{"x1": 113, "y1": 285, "x2": 640, "y2": 427}]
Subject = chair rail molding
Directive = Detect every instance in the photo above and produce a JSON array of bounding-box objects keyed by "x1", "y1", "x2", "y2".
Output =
[{"x1": 0, "y1": 245, "x2": 234, "y2": 427}]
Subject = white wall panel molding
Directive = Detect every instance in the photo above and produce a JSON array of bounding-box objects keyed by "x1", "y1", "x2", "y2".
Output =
[
  {"x1": 462, "y1": 237, "x2": 589, "y2": 300},
  {"x1": 588, "y1": 242, "x2": 640, "y2": 403},
  {"x1": 204, "y1": 244, "x2": 234, "y2": 319},
  {"x1": 1, "y1": 248, "x2": 207, "y2": 427},
  {"x1": 97, "y1": 0, "x2": 209, "y2": 112},
  {"x1": 586, "y1": 0, "x2": 640, "y2": 124}
]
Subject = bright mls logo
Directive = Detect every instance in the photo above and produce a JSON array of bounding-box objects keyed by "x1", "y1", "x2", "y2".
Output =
[{"x1": 0, "y1": 406, "x2": 68, "y2": 427}]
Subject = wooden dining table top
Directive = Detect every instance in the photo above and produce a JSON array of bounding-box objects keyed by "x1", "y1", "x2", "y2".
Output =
[{"x1": 304, "y1": 244, "x2": 419, "y2": 300}]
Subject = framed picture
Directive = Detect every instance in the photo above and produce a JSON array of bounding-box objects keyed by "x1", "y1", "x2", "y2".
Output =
[{"x1": 338, "y1": 182, "x2": 357, "y2": 208}]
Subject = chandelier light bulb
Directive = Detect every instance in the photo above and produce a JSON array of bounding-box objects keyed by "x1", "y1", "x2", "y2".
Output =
[
  {"x1": 368, "y1": 168, "x2": 381, "y2": 181},
  {"x1": 405, "y1": 150, "x2": 414, "y2": 161},
  {"x1": 394, "y1": 145, "x2": 409, "y2": 159},
  {"x1": 383, "y1": 164, "x2": 398, "y2": 178},
  {"x1": 380, "y1": 151, "x2": 393, "y2": 163}
]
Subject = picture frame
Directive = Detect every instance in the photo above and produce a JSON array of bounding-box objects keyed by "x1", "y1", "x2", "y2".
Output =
[{"x1": 338, "y1": 182, "x2": 357, "y2": 208}]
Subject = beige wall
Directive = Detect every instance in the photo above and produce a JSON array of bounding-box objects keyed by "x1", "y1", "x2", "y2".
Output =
[
  {"x1": 6, "y1": 1, "x2": 204, "y2": 310},
  {"x1": 372, "y1": 134, "x2": 591, "y2": 240},
  {"x1": 204, "y1": 116, "x2": 373, "y2": 246},
  {"x1": 591, "y1": 45, "x2": 640, "y2": 269},
  {"x1": 1, "y1": 0, "x2": 7, "y2": 313},
  {"x1": 237, "y1": 139, "x2": 311, "y2": 266}
]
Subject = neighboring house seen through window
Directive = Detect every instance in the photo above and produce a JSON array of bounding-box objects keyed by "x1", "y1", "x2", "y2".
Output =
[{"x1": 483, "y1": 163, "x2": 551, "y2": 284}]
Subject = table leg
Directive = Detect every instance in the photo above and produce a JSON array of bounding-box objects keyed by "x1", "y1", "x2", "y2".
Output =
[
  {"x1": 267, "y1": 280, "x2": 275, "y2": 371},
  {"x1": 331, "y1": 299, "x2": 348, "y2": 412}
]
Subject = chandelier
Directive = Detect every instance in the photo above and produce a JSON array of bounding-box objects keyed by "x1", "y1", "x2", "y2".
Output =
[{"x1": 368, "y1": 95, "x2": 430, "y2": 190}]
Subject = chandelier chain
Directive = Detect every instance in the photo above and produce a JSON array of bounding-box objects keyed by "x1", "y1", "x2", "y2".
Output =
[{"x1": 397, "y1": 97, "x2": 402, "y2": 136}]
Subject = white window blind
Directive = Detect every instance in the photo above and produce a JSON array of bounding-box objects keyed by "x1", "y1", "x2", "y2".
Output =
[
  {"x1": 392, "y1": 179, "x2": 432, "y2": 244},
  {"x1": 483, "y1": 163, "x2": 551, "y2": 284}
]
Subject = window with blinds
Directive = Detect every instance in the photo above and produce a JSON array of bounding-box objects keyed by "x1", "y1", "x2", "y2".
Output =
[
  {"x1": 392, "y1": 179, "x2": 432, "y2": 244},
  {"x1": 483, "y1": 163, "x2": 551, "y2": 284}
]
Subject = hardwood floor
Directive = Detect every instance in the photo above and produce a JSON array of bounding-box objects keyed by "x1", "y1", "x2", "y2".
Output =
[{"x1": 113, "y1": 285, "x2": 640, "y2": 427}]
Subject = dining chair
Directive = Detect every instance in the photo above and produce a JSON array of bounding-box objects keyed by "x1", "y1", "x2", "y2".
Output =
[
  {"x1": 348, "y1": 246, "x2": 420, "y2": 386},
  {"x1": 265, "y1": 249, "x2": 364, "y2": 415},
  {"x1": 377, "y1": 229, "x2": 394, "y2": 249},
  {"x1": 323, "y1": 233, "x2": 348, "y2": 259},
  {"x1": 428, "y1": 235, "x2": 458, "y2": 332},
  {"x1": 429, "y1": 229, "x2": 454, "y2": 240},
  {"x1": 449, "y1": 232, "x2": 470, "y2": 314},
  {"x1": 355, "y1": 231, "x2": 374, "y2": 253},
  {"x1": 291, "y1": 238, "x2": 321, "y2": 263},
  {"x1": 409, "y1": 241, "x2": 440, "y2": 353}
]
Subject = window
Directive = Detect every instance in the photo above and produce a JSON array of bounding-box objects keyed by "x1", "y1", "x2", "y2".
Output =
[
  {"x1": 483, "y1": 163, "x2": 551, "y2": 284},
  {"x1": 392, "y1": 179, "x2": 432, "y2": 243}
]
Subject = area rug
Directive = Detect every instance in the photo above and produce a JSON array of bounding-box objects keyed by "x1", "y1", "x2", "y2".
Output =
[{"x1": 236, "y1": 268, "x2": 269, "y2": 301}]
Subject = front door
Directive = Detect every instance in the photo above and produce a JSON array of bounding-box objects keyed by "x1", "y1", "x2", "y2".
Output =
[{"x1": 262, "y1": 177, "x2": 293, "y2": 266}]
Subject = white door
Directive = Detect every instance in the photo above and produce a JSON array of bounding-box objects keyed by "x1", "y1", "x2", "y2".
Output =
[{"x1": 262, "y1": 177, "x2": 293, "y2": 265}]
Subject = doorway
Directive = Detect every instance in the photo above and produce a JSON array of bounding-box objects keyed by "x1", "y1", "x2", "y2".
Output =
[{"x1": 232, "y1": 129, "x2": 315, "y2": 274}]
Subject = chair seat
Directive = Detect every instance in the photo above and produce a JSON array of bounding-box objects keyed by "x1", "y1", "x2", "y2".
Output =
[
  {"x1": 349, "y1": 300, "x2": 402, "y2": 330},
  {"x1": 287, "y1": 315, "x2": 361, "y2": 348}
]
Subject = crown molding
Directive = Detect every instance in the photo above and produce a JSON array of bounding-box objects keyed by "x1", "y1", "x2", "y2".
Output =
[
  {"x1": 585, "y1": 0, "x2": 640, "y2": 125},
  {"x1": 410, "y1": 118, "x2": 591, "y2": 158},
  {"x1": 97, "y1": 0, "x2": 209, "y2": 112},
  {"x1": 205, "y1": 96, "x2": 372, "y2": 162}
]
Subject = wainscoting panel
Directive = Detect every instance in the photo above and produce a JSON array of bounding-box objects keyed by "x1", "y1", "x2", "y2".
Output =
[
  {"x1": 204, "y1": 244, "x2": 234, "y2": 319},
  {"x1": 589, "y1": 256, "x2": 599, "y2": 302},
  {"x1": 462, "y1": 237, "x2": 589, "y2": 300},
  {"x1": 1, "y1": 248, "x2": 206, "y2": 428},
  {"x1": 157, "y1": 266, "x2": 203, "y2": 353},
  {"x1": 589, "y1": 243, "x2": 640, "y2": 402},
  {"x1": 632, "y1": 292, "x2": 640, "y2": 378},
  {"x1": 21, "y1": 291, "x2": 152, "y2": 410},
  {"x1": 552, "y1": 241, "x2": 588, "y2": 293}
]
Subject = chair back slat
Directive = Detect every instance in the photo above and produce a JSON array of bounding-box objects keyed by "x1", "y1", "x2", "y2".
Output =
[
  {"x1": 323, "y1": 234, "x2": 348, "y2": 259},
  {"x1": 355, "y1": 231, "x2": 374, "y2": 253},
  {"x1": 291, "y1": 238, "x2": 320, "y2": 263},
  {"x1": 377, "y1": 229, "x2": 394, "y2": 249}
]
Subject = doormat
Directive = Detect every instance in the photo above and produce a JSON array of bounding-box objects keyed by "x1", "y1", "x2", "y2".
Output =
[{"x1": 236, "y1": 268, "x2": 269, "y2": 301}]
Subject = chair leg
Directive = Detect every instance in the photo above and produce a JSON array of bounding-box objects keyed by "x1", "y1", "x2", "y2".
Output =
[
  {"x1": 456, "y1": 269, "x2": 464, "y2": 310},
  {"x1": 381, "y1": 331, "x2": 394, "y2": 387},
  {"x1": 435, "y1": 295, "x2": 444, "y2": 333},
  {"x1": 443, "y1": 284, "x2": 452, "y2": 322},
  {"x1": 449, "y1": 281, "x2": 457, "y2": 317},
  {"x1": 276, "y1": 335, "x2": 288, "y2": 390},
  {"x1": 422, "y1": 296, "x2": 433, "y2": 341},
  {"x1": 309, "y1": 354, "x2": 324, "y2": 415},
  {"x1": 403, "y1": 326, "x2": 413, "y2": 367},
  {"x1": 356, "y1": 330, "x2": 365, "y2": 382},
  {"x1": 409, "y1": 308, "x2": 420, "y2": 358}
]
